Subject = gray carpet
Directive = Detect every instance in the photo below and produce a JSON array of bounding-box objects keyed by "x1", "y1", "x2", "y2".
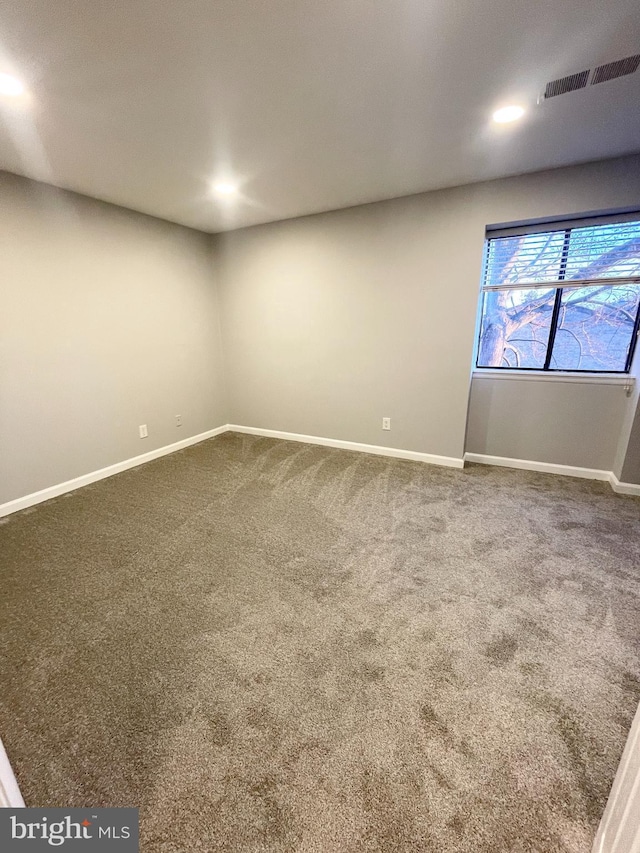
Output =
[{"x1": 1, "y1": 432, "x2": 639, "y2": 852}]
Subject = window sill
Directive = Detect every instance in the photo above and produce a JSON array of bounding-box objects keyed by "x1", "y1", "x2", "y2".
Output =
[{"x1": 473, "y1": 369, "x2": 635, "y2": 387}]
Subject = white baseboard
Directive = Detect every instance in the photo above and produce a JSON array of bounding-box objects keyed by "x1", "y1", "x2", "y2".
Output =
[
  {"x1": 463, "y1": 452, "x2": 611, "y2": 481},
  {"x1": 609, "y1": 472, "x2": 640, "y2": 496},
  {"x1": 464, "y1": 452, "x2": 640, "y2": 496},
  {"x1": 0, "y1": 736, "x2": 24, "y2": 808},
  {"x1": 3, "y1": 429, "x2": 637, "y2": 520},
  {"x1": 0, "y1": 425, "x2": 229, "y2": 518},
  {"x1": 227, "y1": 425, "x2": 464, "y2": 468}
]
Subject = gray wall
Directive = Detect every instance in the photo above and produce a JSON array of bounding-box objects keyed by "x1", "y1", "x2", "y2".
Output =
[
  {"x1": 613, "y1": 354, "x2": 640, "y2": 483},
  {"x1": 620, "y1": 405, "x2": 640, "y2": 484},
  {"x1": 215, "y1": 154, "x2": 640, "y2": 466},
  {"x1": 0, "y1": 173, "x2": 228, "y2": 505},
  {"x1": 4, "y1": 155, "x2": 640, "y2": 507},
  {"x1": 215, "y1": 194, "x2": 479, "y2": 459},
  {"x1": 466, "y1": 376, "x2": 629, "y2": 471}
]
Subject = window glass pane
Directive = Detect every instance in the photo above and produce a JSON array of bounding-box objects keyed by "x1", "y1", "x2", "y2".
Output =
[
  {"x1": 477, "y1": 288, "x2": 555, "y2": 368},
  {"x1": 550, "y1": 285, "x2": 640, "y2": 371},
  {"x1": 485, "y1": 232, "x2": 566, "y2": 287},
  {"x1": 564, "y1": 221, "x2": 640, "y2": 282}
]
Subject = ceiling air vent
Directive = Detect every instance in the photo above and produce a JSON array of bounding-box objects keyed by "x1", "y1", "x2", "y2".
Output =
[
  {"x1": 544, "y1": 69, "x2": 590, "y2": 99},
  {"x1": 591, "y1": 54, "x2": 640, "y2": 85}
]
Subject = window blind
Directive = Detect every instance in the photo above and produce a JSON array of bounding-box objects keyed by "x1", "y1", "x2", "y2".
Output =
[{"x1": 482, "y1": 218, "x2": 640, "y2": 293}]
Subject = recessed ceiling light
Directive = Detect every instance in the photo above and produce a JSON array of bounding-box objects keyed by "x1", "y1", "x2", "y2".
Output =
[
  {"x1": 212, "y1": 181, "x2": 238, "y2": 197},
  {"x1": 0, "y1": 73, "x2": 26, "y2": 98},
  {"x1": 492, "y1": 105, "x2": 525, "y2": 124}
]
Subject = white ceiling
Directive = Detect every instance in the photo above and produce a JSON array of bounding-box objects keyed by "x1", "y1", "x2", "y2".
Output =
[{"x1": 0, "y1": 0, "x2": 639, "y2": 233}]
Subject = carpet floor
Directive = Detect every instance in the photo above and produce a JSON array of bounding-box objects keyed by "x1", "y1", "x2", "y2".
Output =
[{"x1": 1, "y1": 432, "x2": 639, "y2": 852}]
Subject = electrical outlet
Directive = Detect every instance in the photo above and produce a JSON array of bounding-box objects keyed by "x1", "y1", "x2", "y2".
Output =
[
  {"x1": 176, "y1": 415, "x2": 182, "y2": 427},
  {"x1": 139, "y1": 424, "x2": 148, "y2": 438},
  {"x1": 382, "y1": 417, "x2": 391, "y2": 430}
]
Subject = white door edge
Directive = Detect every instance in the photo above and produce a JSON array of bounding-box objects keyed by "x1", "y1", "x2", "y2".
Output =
[{"x1": 0, "y1": 736, "x2": 25, "y2": 808}]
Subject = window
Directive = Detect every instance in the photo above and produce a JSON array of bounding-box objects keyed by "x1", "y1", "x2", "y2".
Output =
[{"x1": 476, "y1": 216, "x2": 640, "y2": 373}]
